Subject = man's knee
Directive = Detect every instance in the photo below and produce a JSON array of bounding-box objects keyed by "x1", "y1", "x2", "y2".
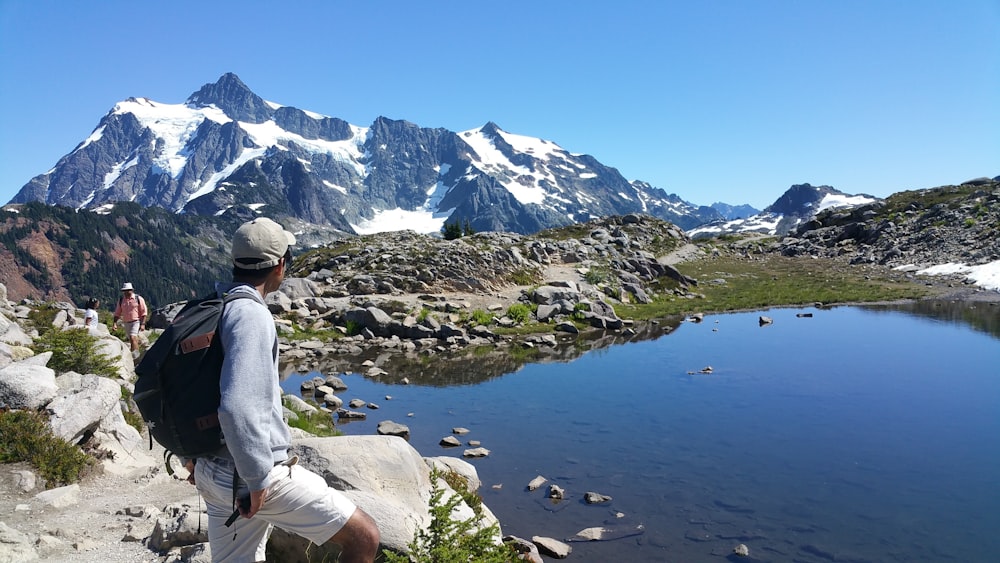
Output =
[{"x1": 331, "y1": 508, "x2": 379, "y2": 552}]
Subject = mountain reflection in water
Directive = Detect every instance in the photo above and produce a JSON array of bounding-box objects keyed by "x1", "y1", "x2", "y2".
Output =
[{"x1": 281, "y1": 315, "x2": 686, "y2": 387}]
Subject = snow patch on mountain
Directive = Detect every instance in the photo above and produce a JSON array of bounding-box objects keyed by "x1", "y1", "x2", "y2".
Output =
[
  {"x1": 238, "y1": 121, "x2": 368, "y2": 175},
  {"x1": 686, "y1": 214, "x2": 782, "y2": 237},
  {"x1": 496, "y1": 130, "x2": 566, "y2": 160},
  {"x1": 351, "y1": 207, "x2": 452, "y2": 235},
  {"x1": 79, "y1": 125, "x2": 107, "y2": 152},
  {"x1": 100, "y1": 97, "x2": 372, "y2": 205},
  {"x1": 817, "y1": 193, "x2": 877, "y2": 212},
  {"x1": 460, "y1": 127, "x2": 578, "y2": 207},
  {"x1": 322, "y1": 180, "x2": 348, "y2": 194},
  {"x1": 102, "y1": 156, "x2": 138, "y2": 191},
  {"x1": 187, "y1": 147, "x2": 267, "y2": 203},
  {"x1": 113, "y1": 98, "x2": 231, "y2": 178}
]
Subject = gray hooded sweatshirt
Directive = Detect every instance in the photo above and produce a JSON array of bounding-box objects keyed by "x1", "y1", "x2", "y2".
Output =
[{"x1": 214, "y1": 282, "x2": 291, "y2": 492}]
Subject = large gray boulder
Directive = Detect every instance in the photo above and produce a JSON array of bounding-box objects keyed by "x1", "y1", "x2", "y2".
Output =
[
  {"x1": 0, "y1": 312, "x2": 32, "y2": 346},
  {"x1": 92, "y1": 334, "x2": 134, "y2": 381},
  {"x1": 92, "y1": 398, "x2": 155, "y2": 475},
  {"x1": 279, "y1": 278, "x2": 320, "y2": 300},
  {"x1": 531, "y1": 285, "x2": 581, "y2": 305},
  {"x1": 47, "y1": 371, "x2": 154, "y2": 474},
  {"x1": 286, "y1": 435, "x2": 430, "y2": 552},
  {"x1": 263, "y1": 435, "x2": 498, "y2": 561},
  {"x1": 343, "y1": 307, "x2": 393, "y2": 337},
  {"x1": 47, "y1": 372, "x2": 122, "y2": 444},
  {"x1": 0, "y1": 360, "x2": 58, "y2": 409}
]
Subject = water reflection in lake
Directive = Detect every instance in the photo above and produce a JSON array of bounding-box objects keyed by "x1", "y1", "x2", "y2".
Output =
[
  {"x1": 281, "y1": 304, "x2": 1000, "y2": 562},
  {"x1": 861, "y1": 298, "x2": 1000, "y2": 340}
]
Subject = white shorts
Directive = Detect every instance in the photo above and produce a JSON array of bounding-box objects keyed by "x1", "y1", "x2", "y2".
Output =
[
  {"x1": 123, "y1": 320, "x2": 141, "y2": 336},
  {"x1": 195, "y1": 456, "x2": 358, "y2": 562}
]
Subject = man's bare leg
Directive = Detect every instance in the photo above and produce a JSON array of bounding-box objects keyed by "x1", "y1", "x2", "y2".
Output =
[{"x1": 328, "y1": 509, "x2": 380, "y2": 563}]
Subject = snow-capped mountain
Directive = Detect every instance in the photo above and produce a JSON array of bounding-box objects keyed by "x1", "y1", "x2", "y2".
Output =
[
  {"x1": 687, "y1": 183, "x2": 878, "y2": 238},
  {"x1": 710, "y1": 202, "x2": 760, "y2": 220},
  {"x1": 10, "y1": 73, "x2": 723, "y2": 235}
]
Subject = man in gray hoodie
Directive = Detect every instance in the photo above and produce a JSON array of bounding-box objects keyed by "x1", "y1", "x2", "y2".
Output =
[{"x1": 186, "y1": 217, "x2": 379, "y2": 562}]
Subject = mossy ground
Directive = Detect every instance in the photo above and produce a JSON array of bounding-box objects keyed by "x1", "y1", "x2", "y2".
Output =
[{"x1": 617, "y1": 253, "x2": 932, "y2": 320}]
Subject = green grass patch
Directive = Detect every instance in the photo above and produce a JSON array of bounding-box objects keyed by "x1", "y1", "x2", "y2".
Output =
[
  {"x1": 282, "y1": 399, "x2": 341, "y2": 437},
  {"x1": 505, "y1": 267, "x2": 541, "y2": 286},
  {"x1": 615, "y1": 254, "x2": 931, "y2": 320},
  {"x1": 505, "y1": 303, "x2": 534, "y2": 324},
  {"x1": 881, "y1": 184, "x2": 980, "y2": 215},
  {"x1": 284, "y1": 324, "x2": 343, "y2": 342},
  {"x1": 469, "y1": 309, "x2": 495, "y2": 326},
  {"x1": 583, "y1": 264, "x2": 612, "y2": 285}
]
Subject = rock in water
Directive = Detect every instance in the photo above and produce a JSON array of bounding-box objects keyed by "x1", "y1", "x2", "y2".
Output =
[{"x1": 567, "y1": 524, "x2": 646, "y2": 542}]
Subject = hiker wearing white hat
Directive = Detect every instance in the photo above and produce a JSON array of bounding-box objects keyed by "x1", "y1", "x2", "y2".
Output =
[{"x1": 113, "y1": 282, "x2": 147, "y2": 358}]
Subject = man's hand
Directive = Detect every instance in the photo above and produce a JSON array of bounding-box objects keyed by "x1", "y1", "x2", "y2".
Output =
[
  {"x1": 184, "y1": 459, "x2": 196, "y2": 485},
  {"x1": 243, "y1": 488, "x2": 266, "y2": 518}
]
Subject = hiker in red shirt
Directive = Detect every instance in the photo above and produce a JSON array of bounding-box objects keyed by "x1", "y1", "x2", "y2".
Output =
[{"x1": 113, "y1": 282, "x2": 147, "y2": 358}]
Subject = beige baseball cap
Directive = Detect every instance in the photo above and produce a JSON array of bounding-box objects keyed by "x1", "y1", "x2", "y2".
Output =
[{"x1": 231, "y1": 218, "x2": 296, "y2": 270}]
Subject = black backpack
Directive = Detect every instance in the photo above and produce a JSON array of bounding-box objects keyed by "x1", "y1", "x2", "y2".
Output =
[{"x1": 134, "y1": 291, "x2": 254, "y2": 460}]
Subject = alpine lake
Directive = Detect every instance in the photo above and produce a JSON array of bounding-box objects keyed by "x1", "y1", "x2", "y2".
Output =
[{"x1": 280, "y1": 299, "x2": 1000, "y2": 562}]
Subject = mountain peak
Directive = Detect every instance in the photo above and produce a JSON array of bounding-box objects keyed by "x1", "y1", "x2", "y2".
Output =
[
  {"x1": 480, "y1": 121, "x2": 504, "y2": 137},
  {"x1": 185, "y1": 73, "x2": 272, "y2": 123}
]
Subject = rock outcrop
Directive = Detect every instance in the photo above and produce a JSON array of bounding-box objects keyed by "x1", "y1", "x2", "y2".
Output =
[{"x1": 775, "y1": 180, "x2": 1000, "y2": 270}]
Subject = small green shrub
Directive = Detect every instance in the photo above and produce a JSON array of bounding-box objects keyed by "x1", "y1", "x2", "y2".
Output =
[
  {"x1": 442, "y1": 221, "x2": 463, "y2": 240},
  {"x1": 122, "y1": 409, "x2": 145, "y2": 433},
  {"x1": 31, "y1": 327, "x2": 118, "y2": 378},
  {"x1": 26, "y1": 305, "x2": 59, "y2": 330},
  {"x1": 119, "y1": 387, "x2": 145, "y2": 433},
  {"x1": 382, "y1": 468, "x2": 517, "y2": 563},
  {"x1": 583, "y1": 265, "x2": 610, "y2": 285},
  {"x1": 505, "y1": 303, "x2": 533, "y2": 324},
  {"x1": 344, "y1": 320, "x2": 363, "y2": 336},
  {"x1": 470, "y1": 309, "x2": 494, "y2": 326},
  {"x1": 0, "y1": 409, "x2": 95, "y2": 488},
  {"x1": 506, "y1": 268, "x2": 539, "y2": 286}
]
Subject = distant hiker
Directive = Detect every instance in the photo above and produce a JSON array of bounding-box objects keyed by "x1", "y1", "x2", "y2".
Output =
[
  {"x1": 183, "y1": 217, "x2": 380, "y2": 562},
  {"x1": 84, "y1": 297, "x2": 100, "y2": 333},
  {"x1": 113, "y1": 282, "x2": 147, "y2": 357}
]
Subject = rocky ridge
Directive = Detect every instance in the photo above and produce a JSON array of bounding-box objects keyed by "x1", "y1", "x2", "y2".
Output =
[{"x1": 776, "y1": 179, "x2": 1000, "y2": 271}]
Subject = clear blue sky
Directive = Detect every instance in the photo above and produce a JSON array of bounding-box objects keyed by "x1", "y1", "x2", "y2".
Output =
[{"x1": 1, "y1": 0, "x2": 997, "y2": 209}]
